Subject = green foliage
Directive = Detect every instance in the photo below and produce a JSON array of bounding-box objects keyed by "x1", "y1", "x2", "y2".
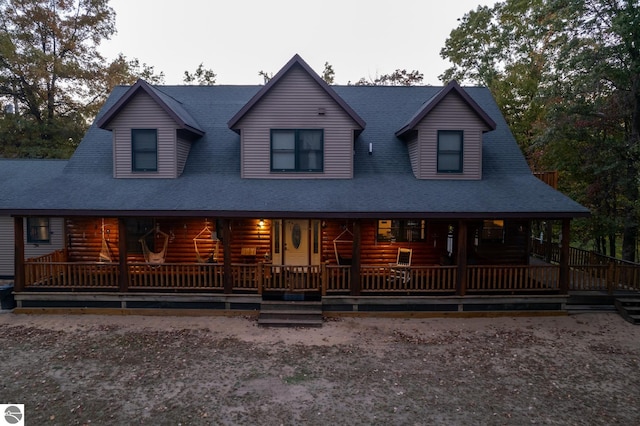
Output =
[
  {"x1": 441, "y1": 0, "x2": 640, "y2": 261},
  {"x1": 258, "y1": 70, "x2": 273, "y2": 84},
  {"x1": 0, "y1": 111, "x2": 80, "y2": 158},
  {"x1": 0, "y1": 0, "x2": 167, "y2": 159},
  {"x1": 0, "y1": 0, "x2": 114, "y2": 158},
  {"x1": 351, "y1": 69, "x2": 424, "y2": 86},
  {"x1": 183, "y1": 63, "x2": 216, "y2": 85},
  {"x1": 322, "y1": 62, "x2": 335, "y2": 84}
]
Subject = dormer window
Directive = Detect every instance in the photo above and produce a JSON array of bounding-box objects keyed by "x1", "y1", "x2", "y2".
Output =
[
  {"x1": 437, "y1": 130, "x2": 463, "y2": 173},
  {"x1": 271, "y1": 129, "x2": 323, "y2": 172},
  {"x1": 132, "y1": 129, "x2": 158, "y2": 172}
]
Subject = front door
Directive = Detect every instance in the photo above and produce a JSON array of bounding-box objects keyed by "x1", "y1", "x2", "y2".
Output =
[
  {"x1": 284, "y1": 219, "x2": 309, "y2": 266},
  {"x1": 269, "y1": 219, "x2": 321, "y2": 293}
]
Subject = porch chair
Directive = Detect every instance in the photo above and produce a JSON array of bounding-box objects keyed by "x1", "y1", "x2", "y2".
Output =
[
  {"x1": 194, "y1": 222, "x2": 219, "y2": 263},
  {"x1": 99, "y1": 219, "x2": 112, "y2": 262},
  {"x1": 333, "y1": 226, "x2": 353, "y2": 265},
  {"x1": 139, "y1": 226, "x2": 169, "y2": 265},
  {"x1": 389, "y1": 247, "x2": 413, "y2": 284}
]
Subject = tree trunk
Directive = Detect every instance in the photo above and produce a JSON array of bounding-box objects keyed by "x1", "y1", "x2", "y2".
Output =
[{"x1": 608, "y1": 234, "x2": 616, "y2": 258}]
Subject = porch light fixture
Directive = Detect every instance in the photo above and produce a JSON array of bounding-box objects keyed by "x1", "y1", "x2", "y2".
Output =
[{"x1": 258, "y1": 219, "x2": 265, "y2": 228}]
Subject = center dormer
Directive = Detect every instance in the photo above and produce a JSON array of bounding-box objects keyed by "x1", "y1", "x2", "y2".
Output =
[{"x1": 228, "y1": 54, "x2": 365, "y2": 179}]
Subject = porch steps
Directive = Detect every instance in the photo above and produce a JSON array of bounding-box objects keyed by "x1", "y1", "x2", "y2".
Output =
[
  {"x1": 258, "y1": 300, "x2": 323, "y2": 328},
  {"x1": 615, "y1": 298, "x2": 640, "y2": 324}
]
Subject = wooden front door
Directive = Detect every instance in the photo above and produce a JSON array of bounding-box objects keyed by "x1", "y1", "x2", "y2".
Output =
[{"x1": 284, "y1": 219, "x2": 309, "y2": 266}]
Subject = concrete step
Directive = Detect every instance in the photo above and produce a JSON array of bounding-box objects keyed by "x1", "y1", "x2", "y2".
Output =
[
  {"x1": 257, "y1": 317, "x2": 323, "y2": 328},
  {"x1": 260, "y1": 301, "x2": 322, "y2": 311},
  {"x1": 614, "y1": 298, "x2": 640, "y2": 325},
  {"x1": 616, "y1": 297, "x2": 640, "y2": 305},
  {"x1": 260, "y1": 309, "x2": 322, "y2": 318},
  {"x1": 258, "y1": 300, "x2": 323, "y2": 328},
  {"x1": 566, "y1": 304, "x2": 615, "y2": 313}
]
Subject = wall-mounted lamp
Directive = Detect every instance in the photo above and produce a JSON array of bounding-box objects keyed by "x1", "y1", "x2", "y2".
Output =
[
  {"x1": 257, "y1": 219, "x2": 265, "y2": 239},
  {"x1": 368, "y1": 142, "x2": 373, "y2": 155}
]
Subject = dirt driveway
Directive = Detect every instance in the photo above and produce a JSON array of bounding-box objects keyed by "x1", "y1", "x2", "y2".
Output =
[{"x1": 0, "y1": 311, "x2": 639, "y2": 425}]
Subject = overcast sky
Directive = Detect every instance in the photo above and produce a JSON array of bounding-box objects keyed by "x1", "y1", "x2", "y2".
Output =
[{"x1": 99, "y1": 0, "x2": 494, "y2": 86}]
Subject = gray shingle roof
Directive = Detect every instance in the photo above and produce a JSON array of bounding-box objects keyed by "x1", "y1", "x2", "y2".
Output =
[
  {"x1": 395, "y1": 80, "x2": 496, "y2": 138},
  {"x1": 0, "y1": 159, "x2": 68, "y2": 212},
  {"x1": 96, "y1": 79, "x2": 204, "y2": 136},
  {"x1": 2, "y1": 83, "x2": 589, "y2": 219}
]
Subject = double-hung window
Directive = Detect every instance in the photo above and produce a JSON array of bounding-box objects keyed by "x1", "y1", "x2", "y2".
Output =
[
  {"x1": 132, "y1": 129, "x2": 158, "y2": 172},
  {"x1": 271, "y1": 129, "x2": 323, "y2": 172},
  {"x1": 377, "y1": 220, "x2": 426, "y2": 243},
  {"x1": 27, "y1": 217, "x2": 50, "y2": 244},
  {"x1": 437, "y1": 130, "x2": 463, "y2": 173}
]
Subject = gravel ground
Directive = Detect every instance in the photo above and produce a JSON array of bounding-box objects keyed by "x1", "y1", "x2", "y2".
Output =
[{"x1": 0, "y1": 312, "x2": 639, "y2": 425}]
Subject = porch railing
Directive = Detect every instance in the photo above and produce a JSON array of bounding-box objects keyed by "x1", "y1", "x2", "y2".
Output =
[
  {"x1": 128, "y1": 263, "x2": 225, "y2": 290},
  {"x1": 467, "y1": 265, "x2": 559, "y2": 292},
  {"x1": 262, "y1": 264, "x2": 323, "y2": 292},
  {"x1": 26, "y1": 260, "x2": 119, "y2": 290},
  {"x1": 22, "y1": 254, "x2": 640, "y2": 295},
  {"x1": 360, "y1": 265, "x2": 457, "y2": 293}
]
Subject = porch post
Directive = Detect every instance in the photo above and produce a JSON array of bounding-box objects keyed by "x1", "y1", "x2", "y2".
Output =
[
  {"x1": 544, "y1": 220, "x2": 553, "y2": 263},
  {"x1": 13, "y1": 217, "x2": 25, "y2": 292},
  {"x1": 559, "y1": 219, "x2": 571, "y2": 294},
  {"x1": 456, "y1": 220, "x2": 468, "y2": 296},
  {"x1": 221, "y1": 219, "x2": 233, "y2": 294},
  {"x1": 117, "y1": 218, "x2": 129, "y2": 292},
  {"x1": 350, "y1": 219, "x2": 362, "y2": 296}
]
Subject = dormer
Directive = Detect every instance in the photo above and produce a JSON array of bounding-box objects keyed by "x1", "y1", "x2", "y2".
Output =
[
  {"x1": 395, "y1": 81, "x2": 496, "y2": 180},
  {"x1": 228, "y1": 54, "x2": 365, "y2": 179},
  {"x1": 97, "y1": 80, "x2": 204, "y2": 179}
]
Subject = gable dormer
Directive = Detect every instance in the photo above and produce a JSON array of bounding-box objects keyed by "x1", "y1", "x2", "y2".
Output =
[
  {"x1": 395, "y1": 81, "x2": 496, "y2": 180},
  {"x1": 97, "y1": 80, "x2": 204, "y2": 179},
  {"x1": 228, "y1": 54, "x2": 365, "y2": 179}
]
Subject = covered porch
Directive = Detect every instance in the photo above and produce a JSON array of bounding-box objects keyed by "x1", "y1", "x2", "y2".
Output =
[{"x1": 12, "y1": 215, "x2": 599, "y2": 303}]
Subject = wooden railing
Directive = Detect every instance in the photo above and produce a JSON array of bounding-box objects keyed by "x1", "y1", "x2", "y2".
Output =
[
  {"x1": 325, "y1": 265, "x2": 351, "y2": 293},
  {"x1": 360, "y1": 265, "x2": 457, "y2": 293},
  {"x1": 25, "y1": 261, "x2": 119, "y2": 289},
  {"x1": 569, "y1": 263, "x2": 640, "y2": 293},
  {"x1": 262, "y1": 264, "x2": 323, "y2": 292},
  {"x1": 128, "y1": 263, "x2": 225, "y2": 290},
  {"x1": 531, "y1": 238, "x2": 640, "y2": 292},
  {"x1": 22, "y1": 253, "x2": 640, "y2": 295},
  {"x1": 467, "y1": 265, "x2": 560, "y2": 292}
]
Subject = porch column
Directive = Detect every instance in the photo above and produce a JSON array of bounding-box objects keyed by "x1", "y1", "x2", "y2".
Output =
[
  {"x1": 221, "y1": 219, "x2": 233, "y2": 294},
  {"x1": 350, "y1": 220, "x2": 362, "y2": 296},
  {"x1": 13, "y1": 216, "x2": 25, "y2": 292},
  {"x1": 117, "y1": 218, "x2": 129, "y2": 292},
  {"x1": 559, "y1": 219, "x2": 571, "y2": 294},
  {"x1": 544, "y1": 220, "x2": 553, "y2": 263},
  {"x1": 456, "y1": 220, "x2": 468, "y2": 296}
]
